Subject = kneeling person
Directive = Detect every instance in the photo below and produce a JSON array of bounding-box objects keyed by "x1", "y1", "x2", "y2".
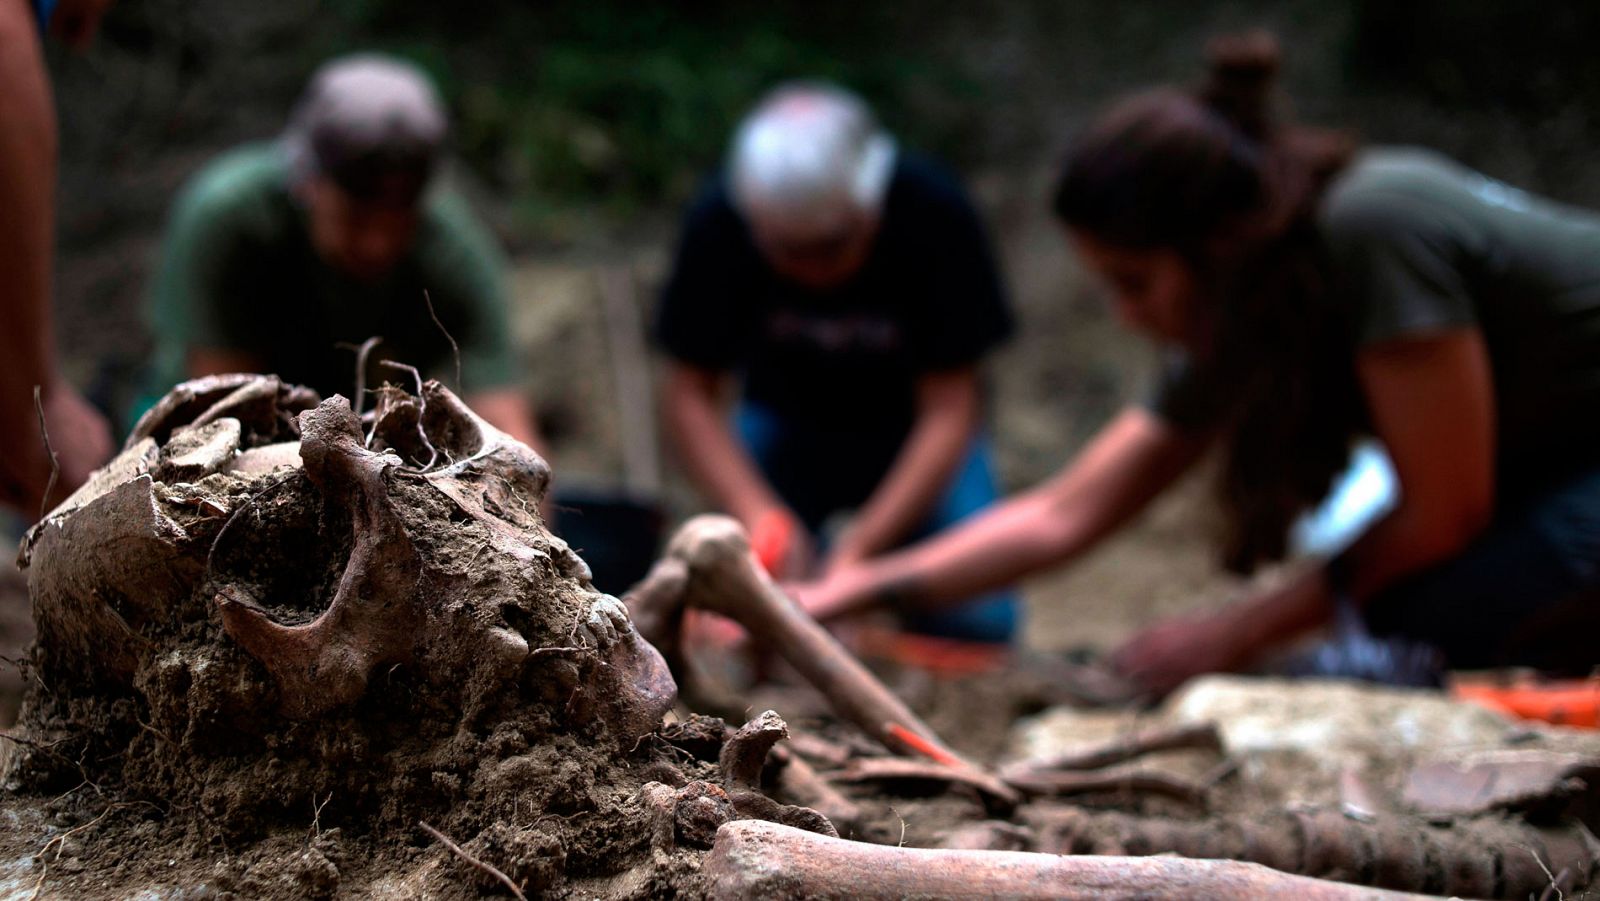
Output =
[
  {"x1": 656, "y1": 82, "x2": 1017, "y2": 642},
  {"x1": 143, "y1": 54, "x2": 541, "y2": 449}
]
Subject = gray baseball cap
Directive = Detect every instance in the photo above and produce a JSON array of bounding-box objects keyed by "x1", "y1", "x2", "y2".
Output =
[{"x1": 282, "y1": 54, "x2": 448, "y2": 205}]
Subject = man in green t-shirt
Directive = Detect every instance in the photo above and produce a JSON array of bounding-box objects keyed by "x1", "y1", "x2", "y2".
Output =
[{"x1": 143, "y1": 54, "x2": 542, "y2": 450}]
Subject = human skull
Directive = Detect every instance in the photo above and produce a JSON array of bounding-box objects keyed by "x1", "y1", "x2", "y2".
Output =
[{"x1": 17, "y1": 374, "x2": 674, "y2": 743}]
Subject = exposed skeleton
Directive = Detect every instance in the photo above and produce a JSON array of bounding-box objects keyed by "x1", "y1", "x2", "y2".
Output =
[{"x1": 14, "y1": 375, "x2": 1598, "y2": 900}]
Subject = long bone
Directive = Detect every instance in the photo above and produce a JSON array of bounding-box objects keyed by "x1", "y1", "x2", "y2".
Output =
[
  {"x1": 635, "y1": 515, "x2": 1018, "y2": 806},
  {"x1": 702, "y1": 820, "x2": 1431, "y2": 900}
]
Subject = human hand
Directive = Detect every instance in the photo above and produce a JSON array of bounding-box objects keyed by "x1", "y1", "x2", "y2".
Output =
[
  {"x1": 1, "y1": 380, "x2": 113, "y2": 518},
  {"x1": 783, "y1": 566, "x2": 866, "y2": 624},
  {"x1": 1109, "y1": 612, "x2": 1245, "y2": 699}
]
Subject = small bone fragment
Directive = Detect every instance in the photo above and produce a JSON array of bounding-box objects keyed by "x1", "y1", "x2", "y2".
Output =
[
  {"x1": 719, "y1": 711, "x2": 839, "y2": 839},
  {"x1": 702, "y1": 820, "x2": 1431, "y2": 900},
  {"x1": 1402, "y1": 751, "x2": 1600, "y2": 818},
  {"x1": 674, "y1": 781, "x2": 737, "y2": 849},
  {"x1": 1000, "y1": 722, "x2": 1223, "y2": 778},
  {"x1": 638, "y1": 782, "x2": 679, "y2": 852},
  {"x1": 833, "y1": 757, "x2": 1025, "y2": 806},
  {"x1": 226, "y1": 441, "x2": 304, "y2": 475},
  {"x1": 773, "y1": 747, "x2": 864, "y2": 836},
  {"x1": 1002, "y1": 769, "x2": 1210, "y2": 807},
  {"x1": 1338, "y1": 768, "x2": 1384, "y2": 821},
  {"x1": 154, "y1": 418, "x2": 242, "y2": 482},
  {"x1": 719, "y1": 709, "x2": 788, "y2": 791}
]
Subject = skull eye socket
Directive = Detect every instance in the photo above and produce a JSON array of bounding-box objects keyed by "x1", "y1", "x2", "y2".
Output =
[{"x1": 205, "y1": 472, "x2": 354, "y2": 625}]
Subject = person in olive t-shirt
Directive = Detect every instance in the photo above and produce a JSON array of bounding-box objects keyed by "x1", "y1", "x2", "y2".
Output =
[
  {"x1": 795, "y1": 34, "x2": 1600, "y2": 690},
  {"x1": 655, "y1": 82, "x2": 1017, "y2": 642},
  {"x1": 142, "y1": 54, "x2": 542, "y2": 450}
]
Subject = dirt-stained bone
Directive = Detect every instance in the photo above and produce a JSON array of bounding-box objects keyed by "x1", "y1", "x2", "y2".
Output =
[
  {"x1": 214, "y1": 397, "x2": 432, "y2": 718},
  {"x1": 633, "y1": 516, "x2": 1019, "y2": 802},
  {"x1": 702, "y1": 820, "x2": 1431, "y2": 900},
  {"x1": 719, "y1": 709, "x2": 789, "y2": 791}
]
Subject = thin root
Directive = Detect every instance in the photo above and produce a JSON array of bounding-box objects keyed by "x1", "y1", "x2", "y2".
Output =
[
  {"x1": 417, "y1": 819, "x2": 527, "y2": 901},
  {"x1": 377, "y1": 361, "x2": 437, "y2": 470},
  {"x1": 423, "y1": 290, "x2": 462, "y2": 392},
  {"x1": 33, "y1": 385, "x2": 59, "y2": 520},
  {"x1": 30, "y1": 804, "x2": 120, "y2": 900},
  {"x1": 337, "y1": 336, "x2": 383, "y2": 419}
]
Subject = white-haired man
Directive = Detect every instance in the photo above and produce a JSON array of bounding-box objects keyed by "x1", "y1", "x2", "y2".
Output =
[{"x1": 655, "y1": 82, "x2": 1018, "y2": 643}]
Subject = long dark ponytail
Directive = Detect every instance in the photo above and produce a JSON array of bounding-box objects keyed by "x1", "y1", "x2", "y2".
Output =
[{"x1": 1054, "y1": 32, "x2": 1363, "y2": 572}]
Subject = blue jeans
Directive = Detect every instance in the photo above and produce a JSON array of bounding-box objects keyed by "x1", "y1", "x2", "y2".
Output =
[
  {"x1": 1363, "y1": 466, "x2": 1600, "y2": 671},
  {"x1": 737, "y1": 403, "x2": 1020, "y2": 643}
]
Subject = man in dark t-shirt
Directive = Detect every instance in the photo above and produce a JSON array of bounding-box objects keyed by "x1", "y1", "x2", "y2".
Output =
[{"x1": 656, "y1": 82, "x2": 1017, "y2": 642}]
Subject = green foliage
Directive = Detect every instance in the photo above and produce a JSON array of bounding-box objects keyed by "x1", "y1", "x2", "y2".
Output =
[{"x1": 312, "y1": 1, "x2": 980, "y2": 225}]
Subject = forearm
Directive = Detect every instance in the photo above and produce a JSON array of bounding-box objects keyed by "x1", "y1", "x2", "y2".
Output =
[
  {"x1": 1222, "y1": 566, "x2": 1334, "y2": 657},
  {"x1": 838, "y1": 404, "x2": 975, "y2": 562},
  {"x1": 820, "y1": 488, "x2": 1092, "y2": 618},
  {"x1": 809, "y1": 406, "x2": 1202, "y2": 620},
  {"x1": 663, "y1": 375, "x2": 783, "y2": 524},
  {"x1": 0, "y1": 3, "x2": 59, "y2": 429},
  {"x1": 1342, "y1": 501, "x2": 1484, "y2": 604},
  {"x1": 1216, "y1": 503, "x2": 1483, "y2": 664}
]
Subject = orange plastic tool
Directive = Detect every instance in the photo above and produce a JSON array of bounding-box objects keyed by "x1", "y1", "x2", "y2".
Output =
[
  {"x1": 750, "y1": 509, "x2": 795, "y2": 576},
  {"x1": 1451, "y1": 676, "x2": 1600, "y2": 729},
  {"x1": 857, "y1": 628, "x2": 1009, "y2": 676},
  {"x1": 884, "y1": 722, "x2": 964, "y2": 767}
]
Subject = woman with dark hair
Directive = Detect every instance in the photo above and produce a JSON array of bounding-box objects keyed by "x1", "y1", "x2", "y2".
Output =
[{"x1": 797, "y1": 32, "x2": 1600, "y2": 694}]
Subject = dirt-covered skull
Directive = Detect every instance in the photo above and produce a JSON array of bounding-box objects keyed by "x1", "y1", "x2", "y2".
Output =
[{"x1": 17, "y1": 374, "x2": 674, "y2": 742}]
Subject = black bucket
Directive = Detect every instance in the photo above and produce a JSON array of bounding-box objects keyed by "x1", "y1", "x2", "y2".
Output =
[{"x1": 551, "y1": 487, "x2": 666, "y2": 597}]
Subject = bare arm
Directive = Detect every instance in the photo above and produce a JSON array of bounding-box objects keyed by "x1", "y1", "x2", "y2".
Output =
[
  {"x1": 0, "y1": 0, "x2": 54, "y2": 406},
  {"x1": 1113, "y1": 329, "x2": 1496, "y2": 692},
  {"x1": 802, "y1": 406, "x2": 1206, "y2": 619},
  {"x1": 0, "y1": 0, "x2": 111, "y2": 514},
  {"x1": 826, "y1": 366, "x2": 981, "y2": 569},
  {"x1": 662, "y1": 362, "x2": 788, "y2": 525}
]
